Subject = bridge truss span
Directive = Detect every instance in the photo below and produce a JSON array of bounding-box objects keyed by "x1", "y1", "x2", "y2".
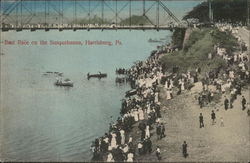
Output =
[{"x1": 0, "y1": 0, "x2": 189, "y2": 31}]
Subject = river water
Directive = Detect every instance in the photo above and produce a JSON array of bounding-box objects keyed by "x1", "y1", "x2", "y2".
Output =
[
  {"x1": 0, "y1": 30, "x2": 172, "y2": 161},
  {"x1": 0, "y1": 1, "x2": 201, "y2": 161}
]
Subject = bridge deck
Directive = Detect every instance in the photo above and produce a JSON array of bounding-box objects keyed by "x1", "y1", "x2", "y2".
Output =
[{"x1": 1, "y1": 25, "x2": 186, "y2": 31}]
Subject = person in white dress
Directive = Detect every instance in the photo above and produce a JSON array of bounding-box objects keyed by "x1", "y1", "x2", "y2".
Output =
[
  {"x1": 164, "y1": 80, "x2": 168, "y2": 88},
  {"x1": 107, "y1": 153, "x2": 114, "y2": 162},
  {"x1": 166, "y1": 89, "x2": 171, "y2": 100},
  {"x1": 154, "y1": 92, "x2": 159, "y2": 103},
  {"x1": 145, "y1": 125, "x2": 150, "y2": 138},
  {"x1": 127, "y1": 152, "x2": 134, "y2": 162},
  {"x1": 120, "y1": 129, "x2": 125, "y2": 145},
  {"x1": 123, "y1": 144, "x2": 129, "y2": 153},
  {"x1": 110, "y1": 132, "x2": 117, "y2": 149},
  {"x1": 104, "y1": 137, "x2": 109, "y2": 144},
  {"x1": 181, "y1": 81, "x2": 185, "y2": 91},
  {"x1": 234, "y1": 54, "x2": 238, "y2": 62},
  {"x1": 190, "y1": 76, "x2": 194, "y2": 83},
  {"x1": 221, "y1": 84, "x2": 226, "y2": 93},
  {"x1": 203, "y1": 84, "x2": 208, "y2": 91},
  {"x1": 108, "y1": 144, "x2": 112, "y2": 151},
  {"x1": 128, "y1": 136, "x2": 133, "y2": 143},
  {"x1": 229, "y1": 70, "x2": 234, "y2": 79},
  {"x1": 146, "y1": 103, "x2": 151, "y2": 115},
  {"x1": 138, "y1": 108, "x2": 144, "y2": 120},
  {"x1": 133, "y1": 109, "x2": 139, "y2": 122},
  {"x1": 170, "y1": 79, "x2": 174, "y2": 88}
]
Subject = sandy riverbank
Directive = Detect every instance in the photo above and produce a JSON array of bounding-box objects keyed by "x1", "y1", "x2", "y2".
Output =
[
  {"x1": 132, "y1": 85, "x2": 249, "y2": 162},
  {"x1": 129, "y1": 27, "x2": 250, "y2": 162}
]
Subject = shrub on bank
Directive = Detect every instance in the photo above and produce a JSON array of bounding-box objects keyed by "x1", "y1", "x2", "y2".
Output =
[
  {"x1": 160, "y1": 28, "x2": 230, "y2": 74},
  {"x1": 210, "y1": 29, "x2": 239, "y2": 53}
]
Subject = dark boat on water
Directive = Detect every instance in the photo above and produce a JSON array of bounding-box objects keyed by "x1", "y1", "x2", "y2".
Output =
[
  {"x1": 87, "y1": 72, "x2": 107, "y2": 80},
  {"x1": 43, "y1": 71, "x2": 63, "y2": 77},
  {"x1": 2, "y1": 28, "x2": 9, "y2": 32},
  {"x1": 54, "y1": 79, "x2": 73, "y2": 87},
  {"x1": 116, "y1": 68, "x2": 127, "y2": 75},
  {"x1": 16, "y1": 28, "x2": 22, "y2": 32},
  {"x1": 148, "y1": 38, "x2": 163, "y2": 43},
  {"x1": 125, "y1": 89, "x2": 137, "y2": 97}
]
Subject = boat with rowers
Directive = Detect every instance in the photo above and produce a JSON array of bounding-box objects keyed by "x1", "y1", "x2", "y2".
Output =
[
  {"x1": 54, "y1": 78, "x2": 73, "y2": 87},
  {"x1": 87, "y1": 72, "x2": 107, "y2": 80}
]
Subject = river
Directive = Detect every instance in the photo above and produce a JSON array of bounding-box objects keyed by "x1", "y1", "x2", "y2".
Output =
[{"x1": 0, "y1": 30, "x2": 172, "y2": 161}]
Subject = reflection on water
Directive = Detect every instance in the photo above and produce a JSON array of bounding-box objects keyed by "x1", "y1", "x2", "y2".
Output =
[{"x1": 0, "y1": 30, "x2": 171, "y2": 161}]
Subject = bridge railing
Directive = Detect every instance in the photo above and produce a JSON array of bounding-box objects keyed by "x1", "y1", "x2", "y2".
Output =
[{"x1": 1, "y1": 22, "x2": 188, "y2": 30}]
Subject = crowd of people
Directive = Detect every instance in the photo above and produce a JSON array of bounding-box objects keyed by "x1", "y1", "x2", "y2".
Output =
[
  {"x1": 91, "y1": 23, "x2": 249, "y2": 162},
  {"x1": 196, "y1": 24, "x2": 250, "y2": 129},
  {"x1": 91, "y1": 47, "x2": 169, "y2": 161}
]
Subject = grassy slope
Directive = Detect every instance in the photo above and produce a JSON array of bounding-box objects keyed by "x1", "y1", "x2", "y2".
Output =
[{"x1": 160, "y1": 28, "x2": 238, "y2": 73}]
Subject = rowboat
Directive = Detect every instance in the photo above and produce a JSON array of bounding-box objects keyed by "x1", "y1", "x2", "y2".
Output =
[
  {"x1": 54, "y1": 79, "x2": 73, "y2": 87},
  {"x1": 148, "y1": 38, "x2": 162, "y2": 43},
  {"x1": 125, "y1": 89, "x2": 137, "y2": 97},
  {"x1": 87, "y1": 72, "x2": 107, "y2": 80}
]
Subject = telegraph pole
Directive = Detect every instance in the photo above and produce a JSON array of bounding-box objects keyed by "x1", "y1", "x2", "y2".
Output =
[
  {"x1": 208, "y1": 0, "x2": 213, "y2": 22},
  {"x1": 247, "y1": 0, "x2": 249, "y2": 27}
]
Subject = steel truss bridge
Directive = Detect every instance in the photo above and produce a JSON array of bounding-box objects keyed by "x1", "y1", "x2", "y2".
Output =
[{"x1": 0, "y1": 0, "x2": 192, "y2": 31}]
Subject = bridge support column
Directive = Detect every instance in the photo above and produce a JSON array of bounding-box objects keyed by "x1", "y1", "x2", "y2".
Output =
[
  {"x1": 74, "y1": 0, "x2": 77, "y2": 25},
  {"x1": 115, "y1": 0, "x2": 118, "y2": 27},
  {"x1": 102, "y1": 0, "x2": 104, "y2": 25},
  {"x1": 16, "y1": 2, "x2": 18, "y2": 27},
  {"x1": 88, "y1": 0, "x2": 90, "y2": 26},
  {"x1": 45, "y1": 0, "x2": 47, "y2": 29},
  {"x1": 20, "y1": 0, "x2": 23, "y2": 28},
  {"x1": 61, "y1": 0, "x2": 64, "y2": 25},
  {"x1": 157, "y1": 0, "x2": 159, "y2": 29},
  {"x1": 129, "y1": 0, "x2": 131, "y2": 30},
  {"x1": 143, "y1": 0, "x2": 145, "y2": 16}
]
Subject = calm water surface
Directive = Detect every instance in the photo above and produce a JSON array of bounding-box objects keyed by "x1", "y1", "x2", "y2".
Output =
[{"x1": 0, "y1": 30, "x2": 171, "y2": 161}]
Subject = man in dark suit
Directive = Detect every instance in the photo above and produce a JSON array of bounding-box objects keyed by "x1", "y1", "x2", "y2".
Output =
[
  {"x1": 199, "y1": 113, "x2": 204, "y2": 128},
  {"x1": 211, "y1": 110, "x2": 216, "y2": 125},
  {"x1": 224, "y1": 97, "x2": 229, "y2": 110},
  {"x1": 242, "y1": 96, "x2": 246, "y2": 110},
  {"x1": 182, "y1": 141, "x2": 188, "y2": 158}
]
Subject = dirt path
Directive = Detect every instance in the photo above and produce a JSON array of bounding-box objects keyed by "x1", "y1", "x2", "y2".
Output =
[
  {"x1": 135, "y1": 82, "x2": 249, "y2": 162},
  {"x1": 238, "y1": 27, "x2": 249, "y2": 47}
]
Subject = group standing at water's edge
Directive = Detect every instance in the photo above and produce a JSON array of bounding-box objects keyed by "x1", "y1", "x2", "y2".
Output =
[{"x1": 91, "y1": 22, "x2": 249, "y2": 162}]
